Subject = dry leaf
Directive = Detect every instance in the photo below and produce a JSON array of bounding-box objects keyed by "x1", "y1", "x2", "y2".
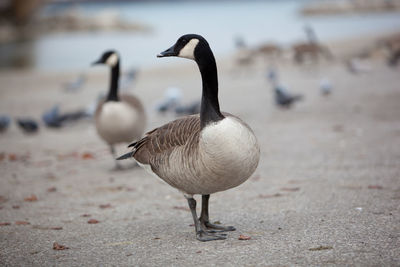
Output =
[
  {"x1": 0, "y1": 222, "x2": 11, "y2": 226},
  {"x1": 53, "y1": 242, "x2": 69, "y2": 250},
  {"x1": 238, "y1": 235, "x2": 251, "y2": 240},
  {"x1": 8, "y1": 154, "x2": 17, "y2": 161},
  {"x1": 12, "y1": 205, "x2": 20, "y2": 209},
  {"x1": 32, "y1": 225, "x2": 63, "y2": 230},
  {"x1": 99, "y1": 204, "x2": 112, "y2": 209},
  {"x1": 87, "y1": 219, "x2": 99, "y2": 224},
  {"x1": 81, "y1": 152, "x2": 94, "y2": 160},
  {"x1": 47, "y1": 187, "x2": 57, "y2": 193},
  {"x1": 281, "y1": 187, "x2": 300, "y2": 192},
  {"x1": 309, "y1": 245, "x2": 333, "y2": 251},
  {"x1": 0, "y1": 196, "x2": 7, "y2": 203},
  {"x1": 258, "y1": 193, "x2": 282, "y2": 199},
  {"x1": 81, "y1": 214, "x2": 91, "y2": 217},
  {"x1": 368, "y1": 185, "x2": 383, "y2": 190},
  {"x1": 24, "y1": 194, "x2": 38, "y2": 202},
  {"x1": 15, "y1": 221, "x2": 30, "y2": 225}
]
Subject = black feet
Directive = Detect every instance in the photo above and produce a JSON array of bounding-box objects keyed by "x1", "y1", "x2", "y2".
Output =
[
  {"x1": 201, "y1": 220, "x2": 236, "y2": 233},
  {"x1": 196, "y1": 230, "x2": 226, "y2": 242}
]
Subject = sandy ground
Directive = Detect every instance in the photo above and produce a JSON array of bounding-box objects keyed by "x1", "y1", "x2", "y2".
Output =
[{"x1": 0, "y1": 33, "x2": 399, "y2": 266}]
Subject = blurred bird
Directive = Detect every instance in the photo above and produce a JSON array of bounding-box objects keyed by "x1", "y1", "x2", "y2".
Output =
[
  {"x1": 0, "y1": 115, "x2": 11, "y2": 133},
  {"x1": 42, "y1": 104, "x2": 89, "y2": 128},
  {"x1": 174, "y1": 100, "x2": 201, "y2": 116},
  {"x1": 155, "y1": 86, "x2": 182, "y2": 113},
  {"x1": 267, "y1": 68, "x2": 303, "y2": 108},
  {"x1": 319, "y1": 78, "x2": 332, "y2": 96},
  {"x1": 42, "y1": 104, "x2": 62, "y2": 127},
  {"x1": 92, "y1": 50, "x2": 146, "y2": 169},
  {"x1": 62, "y1": 73, "x2": 86, "y2": 92},
  {"x1": 16, "y1": 118, "x2": 39, "y2": 133}
]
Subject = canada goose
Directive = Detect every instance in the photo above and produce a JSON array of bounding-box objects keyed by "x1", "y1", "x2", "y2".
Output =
[
  {"x1": 92, "y1": 50, "x2": 146, "y2": 168},
  {"x1": 118, "y1": 34, "x2": 260, "y2": 241}
]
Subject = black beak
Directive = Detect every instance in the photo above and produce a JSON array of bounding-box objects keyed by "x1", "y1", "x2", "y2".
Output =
[
  {"x1": 91, "y1": 59, "x2": 102, "y2": 66},
  {"x1": 157, "y1": 45, "x2": 177, "y2": 58}
]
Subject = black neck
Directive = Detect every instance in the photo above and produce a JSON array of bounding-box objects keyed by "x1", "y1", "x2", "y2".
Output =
[
  {"x1": 197, "y1": 48, "x2": 224, "y2": 129},
  {"x1": 106, "y1": 62, "x2": 120, "y2": 102}
]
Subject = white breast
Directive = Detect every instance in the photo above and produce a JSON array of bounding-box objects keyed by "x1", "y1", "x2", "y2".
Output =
[
  {"x1": 196, "y1": 116, "x2": 260, "y2": 193},
  {"x1": 96, "y1": 101, "x2": 141, "y2": 144},
  {"x1": 200, "y1": 116, "x2": 259, "y2": 167}
]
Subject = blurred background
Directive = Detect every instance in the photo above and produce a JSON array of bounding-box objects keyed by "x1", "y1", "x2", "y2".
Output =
[
  {"x1": 1, "y1": 1, "x2": 400, "y2": 265},
  {"x1": 1, "y1": 0, "x2": 400, "y2": 71}
]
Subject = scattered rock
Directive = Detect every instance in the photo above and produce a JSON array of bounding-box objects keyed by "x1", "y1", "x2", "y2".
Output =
[
  {"x1": 99, "y1": 204, "x2": 112, "y2": 209},
  {"x1": 47, "y1": 187, "x2": 57, "y2": 193}
]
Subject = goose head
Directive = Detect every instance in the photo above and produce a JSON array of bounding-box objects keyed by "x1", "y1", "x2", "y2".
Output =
[
  {"x1": 157, "y1": 34, "x2": 210, "y2": 61},
  {"x1": 92, "y1": 50, "x2": 119, "y2": 67}
]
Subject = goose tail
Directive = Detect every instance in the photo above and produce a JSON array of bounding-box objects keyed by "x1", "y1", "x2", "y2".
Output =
[{"x1": 116, "y1": 151, "x2": 135, "y2": 160}]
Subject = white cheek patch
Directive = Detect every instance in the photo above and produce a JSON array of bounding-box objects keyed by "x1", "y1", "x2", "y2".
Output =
[
  {"x1": 106, "y1": 53, "x2": 119, "y2": 67},
  {"x1": 178, "y1": 39, "x2": 199, "y2": 60}
]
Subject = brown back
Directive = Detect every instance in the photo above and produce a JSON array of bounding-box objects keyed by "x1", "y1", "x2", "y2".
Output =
[{"x1": 131, "y1": 114, "x2": 201, "y2": 165}]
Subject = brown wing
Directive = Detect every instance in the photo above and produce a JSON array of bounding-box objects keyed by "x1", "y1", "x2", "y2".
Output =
[{"x1": 129, "y1": 114, "x2": 201, "y2": 165}]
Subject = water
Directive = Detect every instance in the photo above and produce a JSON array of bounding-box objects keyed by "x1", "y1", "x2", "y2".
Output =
[{"x1": 5, "y1": 0, "x2": 400, "y2": 71}]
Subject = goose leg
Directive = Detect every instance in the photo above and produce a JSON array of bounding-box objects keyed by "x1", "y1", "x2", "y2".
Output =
[
  {"x1": 199, "y1": 194, "x2": 236, "y2": 232},
  {"x1": 110, "y1": 145, "x2": 123, "y2": 170},
  {"x1": 185, "y1": 196, "x2": 226, "y2": 242}
]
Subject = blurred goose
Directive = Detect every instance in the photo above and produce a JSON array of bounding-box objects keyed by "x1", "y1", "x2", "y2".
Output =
[
  {"x1": 118, "y1": 34, "x2": 260, "y2": 241},
  {"x1": 92, "y1": 50, "x2": 146, "y2": 168}
]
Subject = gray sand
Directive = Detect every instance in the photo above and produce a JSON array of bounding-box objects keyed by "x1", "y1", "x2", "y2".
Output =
[{"x1": 0, "y1": 36, "x2": 399, "y2": 266}]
